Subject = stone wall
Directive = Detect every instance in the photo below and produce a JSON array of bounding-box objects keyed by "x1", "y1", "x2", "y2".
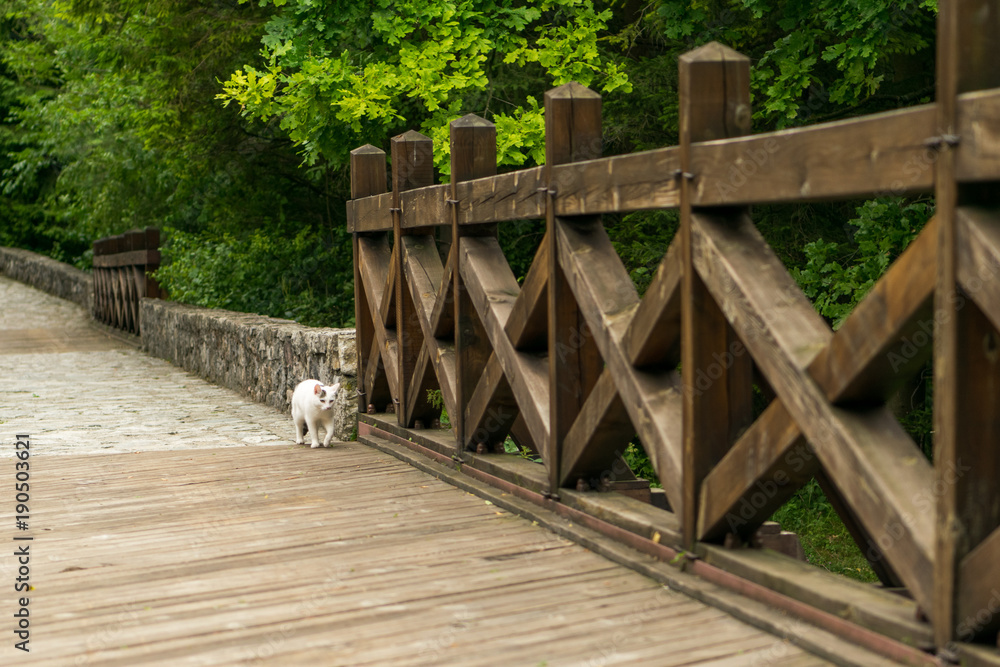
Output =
[
  {"x1": 141, "y1": 298, "x2": 358, "y2": 440},
  {"x1": 0, "y1": 247, "x2": 93, "y2": 311}
]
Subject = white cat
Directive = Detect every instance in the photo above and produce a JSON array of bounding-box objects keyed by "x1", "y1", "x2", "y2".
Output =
[{"x1": 291, "y1": 379, "x2": 341, "y2": 448}]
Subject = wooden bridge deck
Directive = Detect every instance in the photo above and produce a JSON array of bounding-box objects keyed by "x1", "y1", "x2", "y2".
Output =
[
  {"x1": 0, "y1": 275, "x2": 875, "y2": 666},
  {"x1": 23, "y1": 445, "x2": 832, "y2": 666}
]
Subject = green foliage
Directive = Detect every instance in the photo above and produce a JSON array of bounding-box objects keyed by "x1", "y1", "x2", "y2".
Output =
[
  {"x1": 646, "y1": 0, "x2": 937, "y2": 128},
  {"x1": 624, "y1": 442, "x2": 660, "y2": 488},
  {"x1": 218, "y1": 0, "x2": 632, "y2": 172},
  {"x1": 154, "y1": 226, "x2": 354, "y2": 327},
  {"x1": 792, "y1": 198, "x2": 932, "y2": 328}
]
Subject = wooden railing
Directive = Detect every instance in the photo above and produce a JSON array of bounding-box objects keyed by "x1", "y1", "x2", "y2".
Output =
[
  {"x1": 92, "y1": 227, "x2": 162, "y2": 335},
  {"x1": 348, "y1": 1, "x2": 999, "y2": 657}
]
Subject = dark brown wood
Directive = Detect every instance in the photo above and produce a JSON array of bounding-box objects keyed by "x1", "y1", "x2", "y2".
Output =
[
  {"x1": 92, "y1": 250, "x2": 160, "y2": 269},
  {"x1": 357, "y1": 235, "x2": 398, "y2": 402},
  {"x1": 545, "y1": 81, "x2": 604, "y2": 494},
  {"x1": 400, "y1": 235, "x2": 451, "y2": 426},
  {"x1": 679, "y1": 42, "x2": 754, "y2": 548},
  {"x1": 340, "y1": 13, "x2": 1000, "y2": 653},
  {"x1": 391, "y1": 130, "x2": 435, "y2": 426},
  {"x1": 351, "y1": 145, "x2": 388, "y2": 415},
  {"x1": 90, "y1": 229, "x2": 161, "y2": 335},
  {"x1": 698, "y1": 217, "x2": 940, "y2": 583},
  {"x1": 691, "y1": 209, "x2": 934, "y2": 613},
  {"x1": 344, "y1": 90, "x2": 1000, "y2": 235},
  {"x1": 553, "y1": 217, "x2": 684, "y2": 513},
  {"x1": 625, "y1": 238, "x2": 682, "y2": 368},
  {"x1": 451, "y1": 114, "x2": 498, "y2": 452},
  {"x1": 934, "y1": 0, "x2": 1000, "y2": 646},
  {"x1": 958, "y1": 207, "x2": 1000, "y2": 339},
  {"x1": 460, "y1": 236, "x2": 551, "y2": 448},
  {"x1": 559, "y1": 367, "x2": 635, "y2": 486}
]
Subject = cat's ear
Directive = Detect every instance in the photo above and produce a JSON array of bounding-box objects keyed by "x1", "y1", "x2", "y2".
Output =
[{"x1": 313, "y1": 383, "x2": 322, "y2": 395}]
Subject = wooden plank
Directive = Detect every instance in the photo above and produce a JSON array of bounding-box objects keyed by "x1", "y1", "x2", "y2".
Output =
[
  {"x1": 504, "y1": 232, "x2": 549, "y2": 351},
  {"x1": 453, "y1": 166, "x2": 546, "y2": 225},
  {"x1": 429, "y1": 251, "x2": 454, "y2": 338},
  {"x1": 958, "y1": 206, "x2": 1000, "y2": 333},
  {"x1": 358, "y1": 236, "x2": 398, "y2": 401},
  {"x1": 559, "y1": 367, "x2": 635, "y2": 487},
  {"x1": 698, "y1": 216, "x2": 939, "y2": 547},
  {"x1": 933, "y1": 0, "x2": 1000, "y2": 646},
  {"x1": 460, "y1": 236, "x2": 551, "y2": 448},
  {"x1": 698, "y1": 400, "x2": 816, "y2": 541},
  {"x1": 691, "y1": 209, "x2": 934, "y2": 613},
  {"x1": 463, "y1": 351, "x2": 520, "y2": 451},
  {"x1": 351, "y1": 145, "x2": 388, "y2": 414},
  {"x1": 625, "y1": 237, "x2": 682, "y2": 368},
  {"x1": 957, "y1": 524, "x2": 1000, "y2": 643},
  {"x1": 554, "y1": 218, "x2": 684, "y2": 513},
  {"x1": 347, "y1": 90, "x2": 1000, "y2": 234},
  {"x1": 679, "y1": 42, "x2": 754, "y2": 547},
  {"x1": 33, "y1": 445, "x2": 833, "y2": 667},
  {"x1": 347, "y1": 191, "x2": 393, "y2": 233},
  {"x1": 92, "y1": 249, "x2": 161, "y2": 268},
  {"x1": 392, "y1": 130, "x2": 435, "y2": 427},
  {"x1": 452, "y1": 114, "x2": 498, "y2": 451},
  {"x1": 461, "y1": 238, "x2": 548, "y2": 451},
  {"x1": 545, "y1": 81, "x2": 604, "y2": 493}
]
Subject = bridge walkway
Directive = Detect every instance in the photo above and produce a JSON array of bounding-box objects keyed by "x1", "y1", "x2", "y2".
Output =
[{"x1": 0, "y1": 275, "x2": 854, "y2": 665}]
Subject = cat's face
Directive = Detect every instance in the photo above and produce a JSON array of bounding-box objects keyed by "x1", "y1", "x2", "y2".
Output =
[{"x1": 315, "y1": 382, "x2": 340, "y2": 411}]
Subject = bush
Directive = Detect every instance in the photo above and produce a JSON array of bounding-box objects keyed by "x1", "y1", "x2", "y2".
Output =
[{"x1": 154, "y1": 226, "x2": 354, "y2": 327}]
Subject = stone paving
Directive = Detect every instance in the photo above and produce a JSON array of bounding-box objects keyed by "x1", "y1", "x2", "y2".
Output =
[{"x1": 0, "y1": 276, "x2": 293, "y2": 455}]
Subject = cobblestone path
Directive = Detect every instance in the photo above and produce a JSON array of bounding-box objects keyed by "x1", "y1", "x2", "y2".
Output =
[{"x1": 0, "y1": 276, "x2": 290, "y2": 455}]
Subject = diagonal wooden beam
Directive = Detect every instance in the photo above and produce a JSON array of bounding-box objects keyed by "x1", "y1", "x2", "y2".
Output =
[
  {"x1": 699, "y1": 217, "x2": 940, "y2": 543},
  {"x1": 957, "y1": 206, "x2": 1000, "y2": 334},
  {"x1": 461, "y1": 237, "x2": 549, "y2": 451},
  {"x1": 463, "y1": 352, "x2": 520, "y2": 450},
  {"x1": 957, "y1": 525, "x2": 1000, "y2": 641},
  {"x1": 358, "y1": 237, "x2": 399, "y2": 399},
  {"x1": 624, "y1": 238, "x2": 682, "y2": 368},
  {"x1": 560, "y1": 367, "x2": 635, "y2": 487},
  {"x1": 505, "y1": 233, "x2": 549, "y2": 351},
  {"x1": 691, "y1": 209, "x2": 934, "y2": 613},
  {"x1": 430, "y1": 251, "x2": 455, "y2": 339},
  {"x1": 399, "y1": 235, "x2": 450, "y2": 425},
  {"x1": 460, "y1": 236, "x2": 551, "y2": 449},
  {"x1": 554, "y1": 217, "x2": 684, "y2": 514}
]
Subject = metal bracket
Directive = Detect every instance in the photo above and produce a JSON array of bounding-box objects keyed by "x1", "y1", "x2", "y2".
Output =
[{"x1": 673, "y1": 169, "x2": 695, "y2": 181}]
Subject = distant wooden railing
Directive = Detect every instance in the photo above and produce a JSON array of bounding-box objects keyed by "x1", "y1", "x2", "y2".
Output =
[
  {"x1": 347, "y1": 1, "x2": 999, "y2": 656},
  {"x1": 92, "y1": 227, "x2": 162, "y2": 335}
]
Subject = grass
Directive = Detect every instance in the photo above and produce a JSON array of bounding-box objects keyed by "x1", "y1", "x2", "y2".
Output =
[{"x1": 769, "y1": 479, "x2": 878, "y2": 582}]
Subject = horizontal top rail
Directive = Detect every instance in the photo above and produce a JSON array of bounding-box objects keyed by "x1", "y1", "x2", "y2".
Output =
[{"x1": 347, "y1": 89, "x2": 1000, "y2": 234}]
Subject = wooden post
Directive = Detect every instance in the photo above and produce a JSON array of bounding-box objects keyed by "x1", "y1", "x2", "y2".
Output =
[
  {"x1": 933, "y1": 0, "x2": 1000, "y2": 648},
  {"x1": 678, "y1": 42, "x2": 754, "y2": 547},
  {"x1": 391, "y1": 131, "x2": 434, "y2": 426},
  {"x1": 544, "y1": 82, "x2": 603, "y2": 496},
  {"x1": 450, "y1": 114, "x2": 497, "y2": 451},
  {"x1": 142, "y1": 227, "x2": 161, "y2": 301},
  {"x1": 351, "y1": 145, "x2": 388, "y2": 415}
]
